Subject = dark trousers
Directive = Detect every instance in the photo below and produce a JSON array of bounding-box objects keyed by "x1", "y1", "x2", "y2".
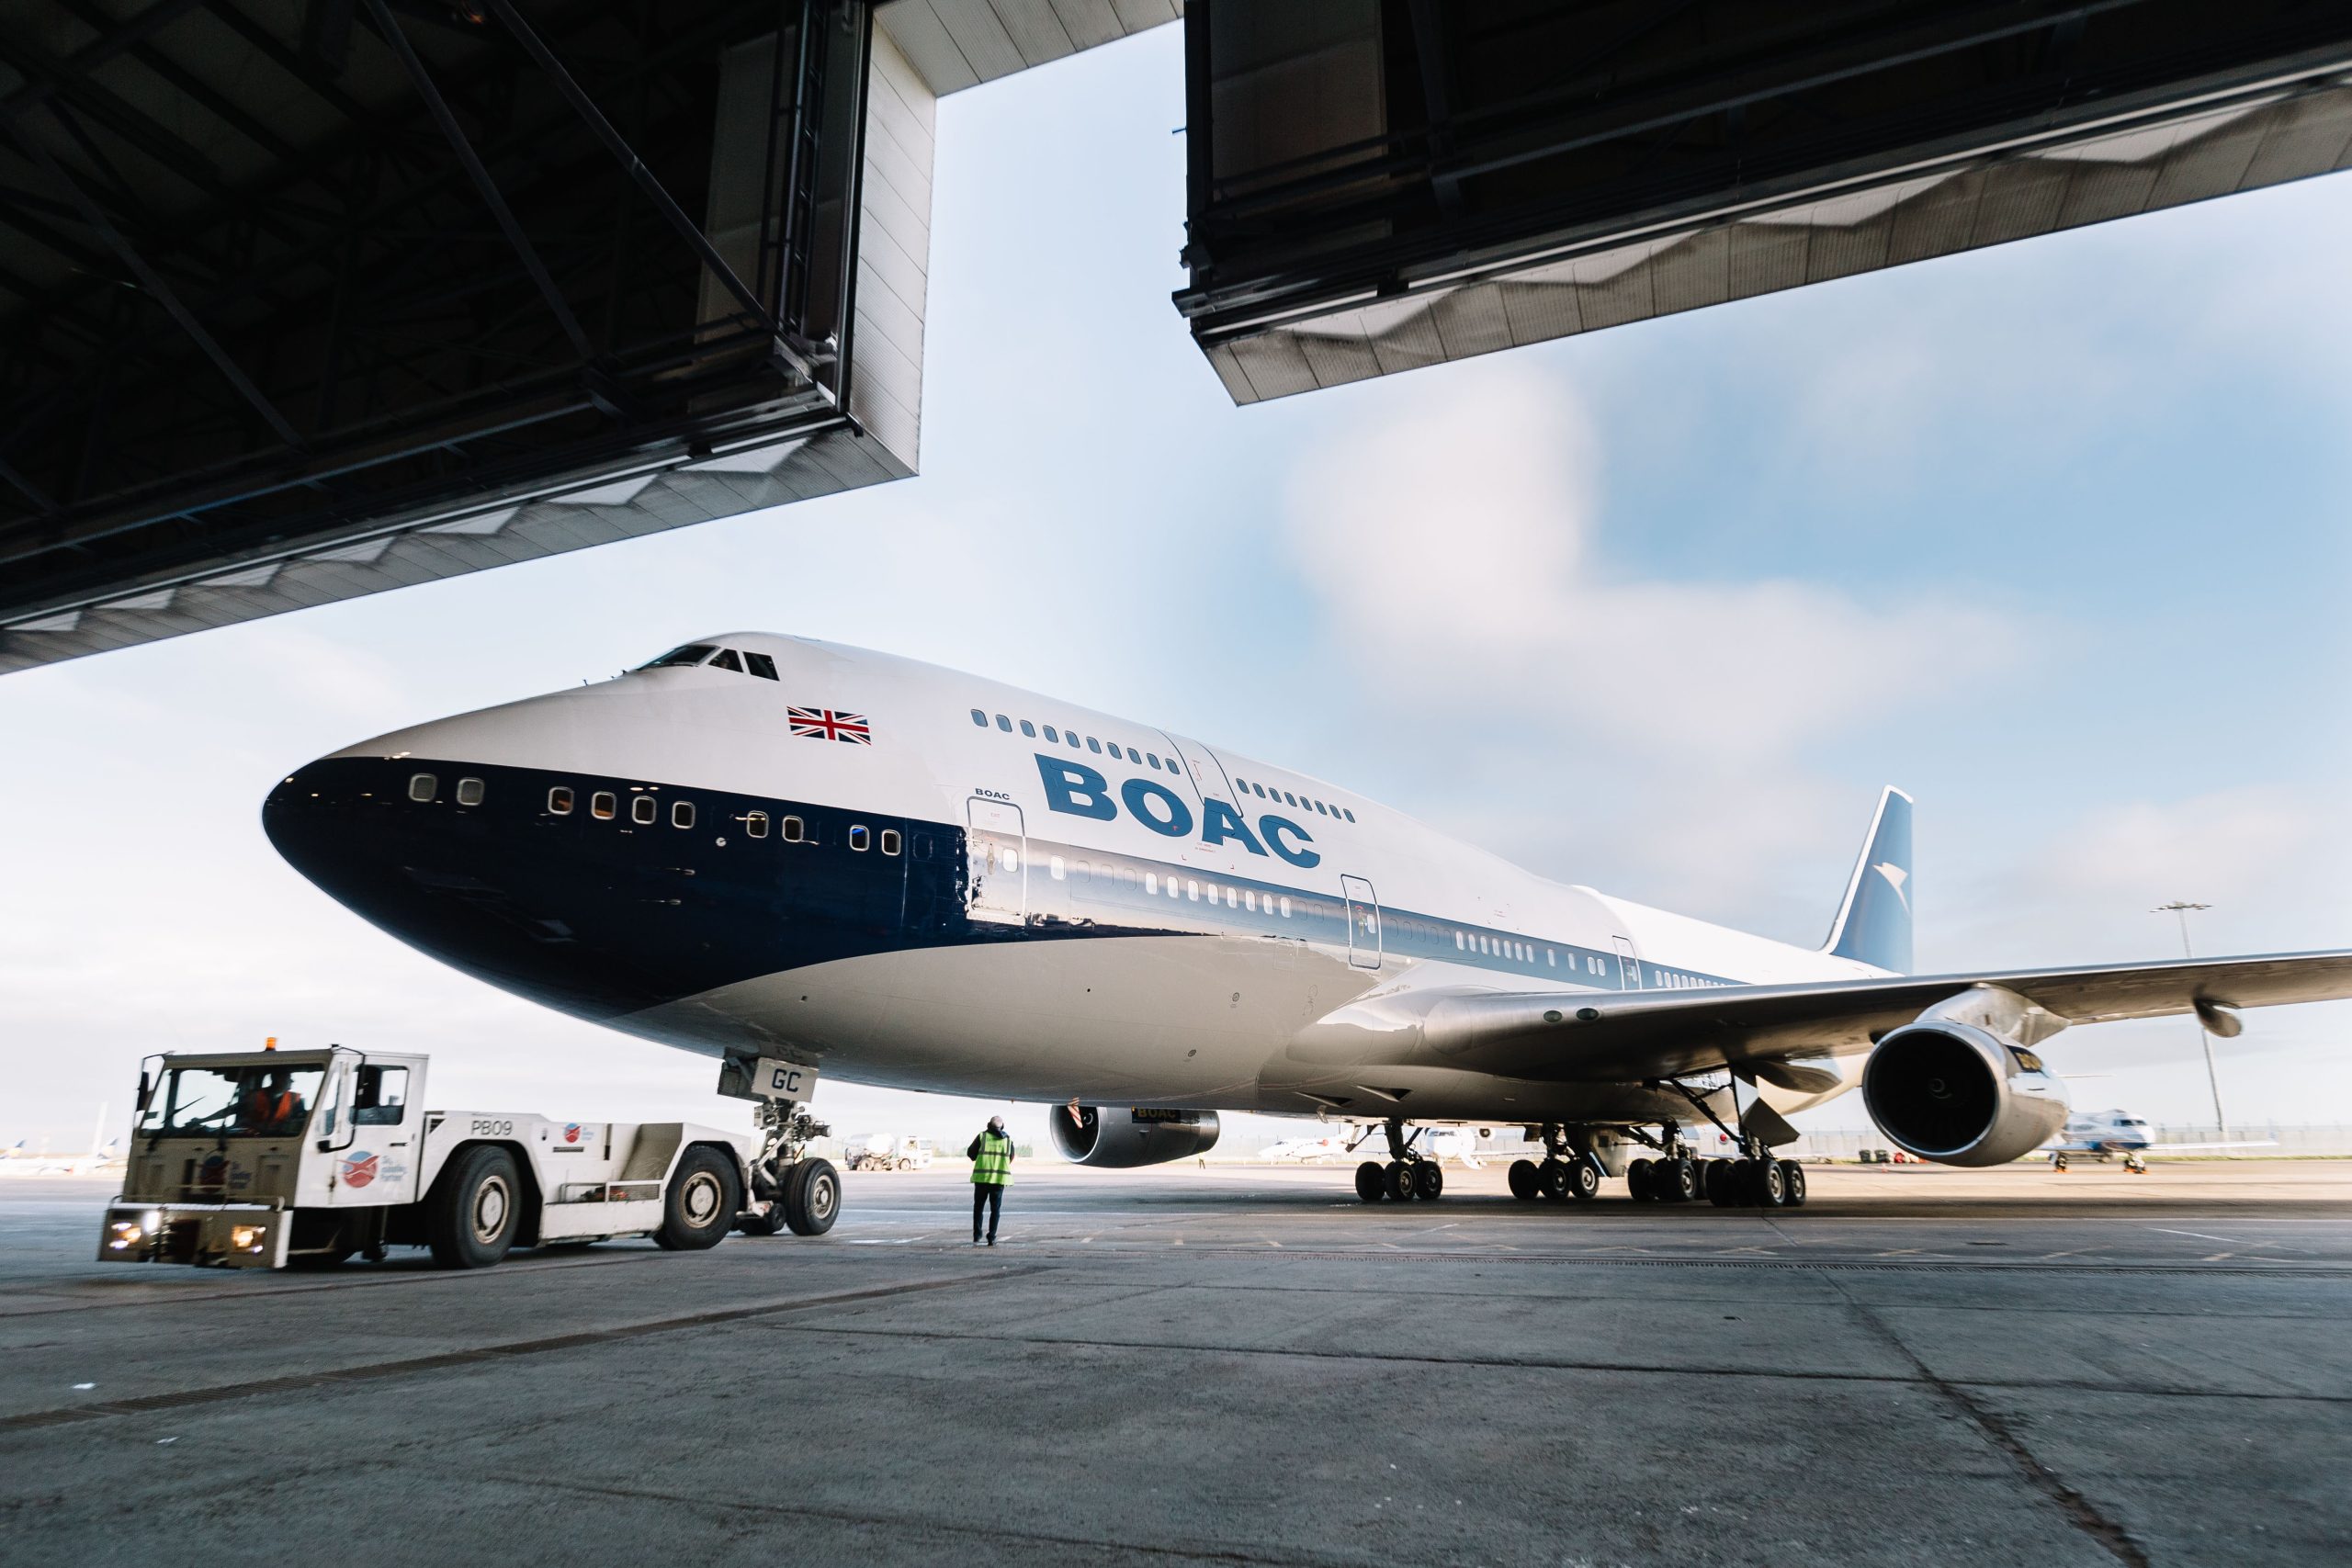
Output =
[{"x1": 972, "y1": 1182, "x2": 1003, "y2": 1241}]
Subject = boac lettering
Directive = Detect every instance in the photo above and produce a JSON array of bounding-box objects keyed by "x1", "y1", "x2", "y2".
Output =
[
  {"x1": 1037, "y1": 757, "x2": 1117, "y2": 821},
  {"x1": 1034, "y1": 754, "x2": 1317, "y2": 867}
]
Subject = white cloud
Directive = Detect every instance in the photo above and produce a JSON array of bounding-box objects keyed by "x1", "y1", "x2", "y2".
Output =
[{"x1": 1283, "y1": 366, "x2": 2027, "y2": 761}]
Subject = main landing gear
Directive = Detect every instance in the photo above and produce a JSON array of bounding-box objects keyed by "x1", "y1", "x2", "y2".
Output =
[
  {"x1": 720, "y1": 1055, "x2": 841, "y2": 1237},
  {"x1": 1506, "y1": 1124, "x2": 1602, "y2": 1203},
  {"x1": 1354, "y1": 1118, "x2": 1445, "y2": 1202}
]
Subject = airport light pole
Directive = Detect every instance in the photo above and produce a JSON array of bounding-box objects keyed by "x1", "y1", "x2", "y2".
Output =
[{"x1": 2154, "y1": 900, "x2": 2226, "y2": 1139}]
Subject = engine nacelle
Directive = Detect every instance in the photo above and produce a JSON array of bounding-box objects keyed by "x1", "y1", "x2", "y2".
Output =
[
  {"x1": 1860, "y1": 1021, "x2": 2068, "y2": 1167},
  {"x1": 1049, "y1": 1105, "x2": 1221, "y2": 1168}
]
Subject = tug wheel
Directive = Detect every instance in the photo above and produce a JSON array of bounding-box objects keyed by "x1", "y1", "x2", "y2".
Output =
[
  {"x1": 657, "y1": 1145, "x2": 741, "y2": 1250},
  {"x1": 426, "y1": 1145, "x2": 522, "y2": 1269}
]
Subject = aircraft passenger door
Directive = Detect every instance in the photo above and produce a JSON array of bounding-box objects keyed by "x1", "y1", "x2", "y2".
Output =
[
  {"x1": 1611, "y1": 935, "x2": 1643, "y2": 990},
  {"x1": 1341, "y1": 875, "x2": 1382, "y2": 971},
  {"x1": 966, "y1": 798, "x2": 1027, "y2": 925}
]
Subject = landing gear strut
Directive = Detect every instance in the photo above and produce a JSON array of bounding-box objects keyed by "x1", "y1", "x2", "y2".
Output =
[
  {"x1": 719, "y1": 1055, "x2": 840, "y2": 1236},
  {"x1": 1647, "y1": 1079, "x2": 1808, "y2": 1211}
]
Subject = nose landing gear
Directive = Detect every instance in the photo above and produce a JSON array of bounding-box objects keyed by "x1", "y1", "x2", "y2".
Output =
[{"x1": 718, "y1": 1055, "x2": 839, "y2": 1237}]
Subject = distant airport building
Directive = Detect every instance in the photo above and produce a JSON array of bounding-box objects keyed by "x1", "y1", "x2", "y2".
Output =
[{"x1": 6, "y1": 1, "x2": 2351, "y2": 673}]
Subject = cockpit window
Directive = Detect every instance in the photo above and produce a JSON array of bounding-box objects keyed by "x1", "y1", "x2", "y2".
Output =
[
  {"x1": 638, "y1": 644, "x2": 714, "y2": 670},
  {"x1": 709, "y1": 649, "x2": 743, "y2": 672},
  {"x1": 744, "y1": 652, "x2": 779, "y2": 681}
]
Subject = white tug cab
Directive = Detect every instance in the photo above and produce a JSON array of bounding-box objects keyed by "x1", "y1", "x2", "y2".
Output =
[{"x1": 98, "y1": 1045, "x2": 758, "y2": 1269}]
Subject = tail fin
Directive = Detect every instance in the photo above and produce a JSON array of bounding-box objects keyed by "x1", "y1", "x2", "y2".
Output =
[{"x1": 1823, "y1": 786, "x2": 1913, "y2": 973}]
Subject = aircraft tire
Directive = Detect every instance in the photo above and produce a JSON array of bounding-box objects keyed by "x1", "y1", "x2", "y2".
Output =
[
  {"x1": 1413, "y1": 1160, "x2": 1444, "y2": 1201},
  {"x1": 1757, "y1": 1156, "x2": 1788, "y2": 1209},
  {"x1": 1355, "y1": 1161, "x2": 1387, "y2": 1201},
  {"x1": 783, "y1": 1157, "x2": 841, "y2": 1236},
  {"x1": 1706, "y1": 1160, "x2": 1736, "y2": 1207},
  {"x1": 1780, "y1": 1160, "x2": 1807, "y2": 1208},
  {"x1": 425, "y1": 1145, "x2": 521, "y2": 1269},
  {"x1": 1567, "y1": 1158, "x2": 1600, "y2": 1202},
  {"x1": 1537, "y1": 1160, "x2": 1570, "y2": 1201},
  {"x1": 657, "y1": 1145, "x2": 741, "y2": 1250},
  {"x1": 1507, "y1": 1158, "x2": 1541, "y2": 1201},
  {"x1": 1665, "y1": 1158, "x2": 1699, "y2": 1203},
  {"x1": 1625, "y1": 1158, "x2": 1655, "y2": 1201},
  {"x1": 1384, "y1": 1161, "x2": 1416, "y2": 1201}
]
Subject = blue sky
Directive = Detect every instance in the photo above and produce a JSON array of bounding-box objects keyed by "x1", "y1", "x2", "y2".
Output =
[{"x1": 2, "y1": 28, "x2": 2346, "y2": 1153}]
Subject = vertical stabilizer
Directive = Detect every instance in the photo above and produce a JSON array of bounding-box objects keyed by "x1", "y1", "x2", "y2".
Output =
[{"x1": 1824, "y1": 787, "x2": 1914, "y2": 974}]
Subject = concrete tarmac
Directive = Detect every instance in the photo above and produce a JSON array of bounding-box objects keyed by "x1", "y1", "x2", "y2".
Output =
[{"x1": 3, "y1": 1160, "x2": 2347, "y2": 1567}]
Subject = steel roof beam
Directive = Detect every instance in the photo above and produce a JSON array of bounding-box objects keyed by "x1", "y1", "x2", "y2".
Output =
[
  {"x1": 358, "y1": 0, "x2": 595, "y2": 367},
  {"x1": 486, "y1": 0, "x2": 785, "y2": 349},
  {"x1": 8, "y1": 112, "x2": 302, "y2": 450}
]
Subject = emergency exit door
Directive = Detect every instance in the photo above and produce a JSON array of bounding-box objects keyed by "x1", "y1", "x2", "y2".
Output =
[
  {"x1": 1341, "y1": 874, "x2": 1382, "y2": 970},
  {"x1": 966, "y1": 798, "x2": 1026, "y2": 924}
]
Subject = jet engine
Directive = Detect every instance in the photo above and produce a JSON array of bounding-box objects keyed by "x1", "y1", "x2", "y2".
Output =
[
  {"x1": 1049, "y1": 1105, "x2": 1221, "y2": 1168},
  {"x1": 1860, "y1": 1021, "x2": 2068, "y2": 1167}
]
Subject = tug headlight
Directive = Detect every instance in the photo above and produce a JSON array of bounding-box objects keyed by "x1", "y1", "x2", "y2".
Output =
[{"x1": 230, "y1": 1224, "x2": 266, "y2": 1251}]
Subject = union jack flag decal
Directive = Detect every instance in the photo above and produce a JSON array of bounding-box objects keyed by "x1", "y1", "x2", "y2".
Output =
[{"x1": 788, "y1": 706, "x2": 872, "y2": 745}]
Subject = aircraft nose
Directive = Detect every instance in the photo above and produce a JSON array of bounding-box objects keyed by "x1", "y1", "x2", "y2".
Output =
[{"x1": 261, "y1": 753, "x2": 756, "y2": 1024}]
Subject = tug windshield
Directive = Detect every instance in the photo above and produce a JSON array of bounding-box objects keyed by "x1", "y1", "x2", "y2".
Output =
[{"x1": 140, "y1": 1064, "x2": 323, "y2": 1138}]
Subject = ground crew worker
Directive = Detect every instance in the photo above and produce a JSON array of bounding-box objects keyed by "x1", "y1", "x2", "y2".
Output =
[
  {"x1": 235, "y1": 1070, "x2": 305, "y2": 1134},
  {"x1": 967, "y1": 1114, "x2": 1014, "y2": 1246}
]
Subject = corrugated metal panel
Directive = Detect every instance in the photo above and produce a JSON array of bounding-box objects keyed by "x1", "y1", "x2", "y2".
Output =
[
  {"x1": 991, "y1": 0, "x2": 1078, "y2": 66},
  {"x1": 0, "y1": 429, "x2": 906, "y2": 673},
  {"x1": 1205, "y1": 77, "x2": 2352, "y2": 404},
  {"x1": 1294, "y1": 320, "x2": 1383, "y2": 389},
  {"x1": 1429, "y1": 284, "x2": 1511, "y2": 360},
  {"x1": 1227, "y1": 332, "x2": 1320, "y2": 400},
  {"x1": 876, "y1": 0, "x2": 1179, "y2": 95}
]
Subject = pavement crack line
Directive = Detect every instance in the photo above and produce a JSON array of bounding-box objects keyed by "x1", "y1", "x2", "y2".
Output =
[
  {"x1": 758, "y1": 1320, "x2": 2347, "y2": 1407},
  {"x1": 0, "y1": 1265, "x2": 1054, "y2": 1434},
  {"x1": 1822, "y1": 1272, "x2": 2151, "y2": 1568},
  {"x1": 434, "y1": 1466, "x2": 1348, "y2": 1568}
]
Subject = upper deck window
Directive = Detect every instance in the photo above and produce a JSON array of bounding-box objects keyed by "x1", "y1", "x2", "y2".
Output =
[
  {"x1": 996, "y1": 714, "x2": 1012, "y2": 732},
  {"x1": 1020, "y1": 720, "x2": 1037, "y2": 738},
  {"x1": 638, "y1": 644, "x2": 714, "y2": 670},
  {"x1": 970, "y1": 708, "x2": 988, "y2": 727}
]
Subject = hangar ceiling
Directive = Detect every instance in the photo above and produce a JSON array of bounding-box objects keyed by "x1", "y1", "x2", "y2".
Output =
[
  {"x1": 1178, "y1": 1, "x2": 2352, "y2": 401},
  {"x1": 0, "y1": 0, "x2": 1173, "y2": 675},
  {"x1": 6, "y1": 1, "x2": 2348, "y2": 673}
]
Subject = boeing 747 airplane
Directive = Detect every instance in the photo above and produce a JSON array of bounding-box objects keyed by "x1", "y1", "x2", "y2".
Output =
[{"x1": 262, "y1": 635, "x2": 2352, "y2": 1228}]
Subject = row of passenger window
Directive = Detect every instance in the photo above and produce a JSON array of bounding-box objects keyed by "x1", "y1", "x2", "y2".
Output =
[
  {"x1": 542, "y1": 784, "x2": 901, "y2": 855},
  {"x1": 1230, "y1": 775, "x2": 1354, "y2": 824},
  {"x1": 971, "y1": 708, "x2": 1182, "y2": 775},
  {"x1": 1456, "y1": 930, "x2": 1552, "y2": 965},
  {"x1": 409, "y1": 773, "x2": 485, "y2": 807},
  {"x1": 966, "y1": 708, "x2": 1358, "y2": 829},
  {"x1": 978, "y1": 843, "x2": 1299, "y2": 919}
]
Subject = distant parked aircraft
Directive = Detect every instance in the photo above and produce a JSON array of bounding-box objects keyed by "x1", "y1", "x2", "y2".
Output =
[{"x1": 2044, "y1": 1109, "x2": 2274, "y2": 1173}]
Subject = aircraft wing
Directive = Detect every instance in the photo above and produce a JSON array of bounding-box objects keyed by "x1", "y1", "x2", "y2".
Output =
[{"x1": 1410, "y1": 950, "x2": 2352, "y2": 1089}]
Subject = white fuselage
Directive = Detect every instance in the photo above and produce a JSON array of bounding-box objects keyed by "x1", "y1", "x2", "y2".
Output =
[{"x1": 268, "y1": 634, "x2": 1891, "y2": 1127}]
